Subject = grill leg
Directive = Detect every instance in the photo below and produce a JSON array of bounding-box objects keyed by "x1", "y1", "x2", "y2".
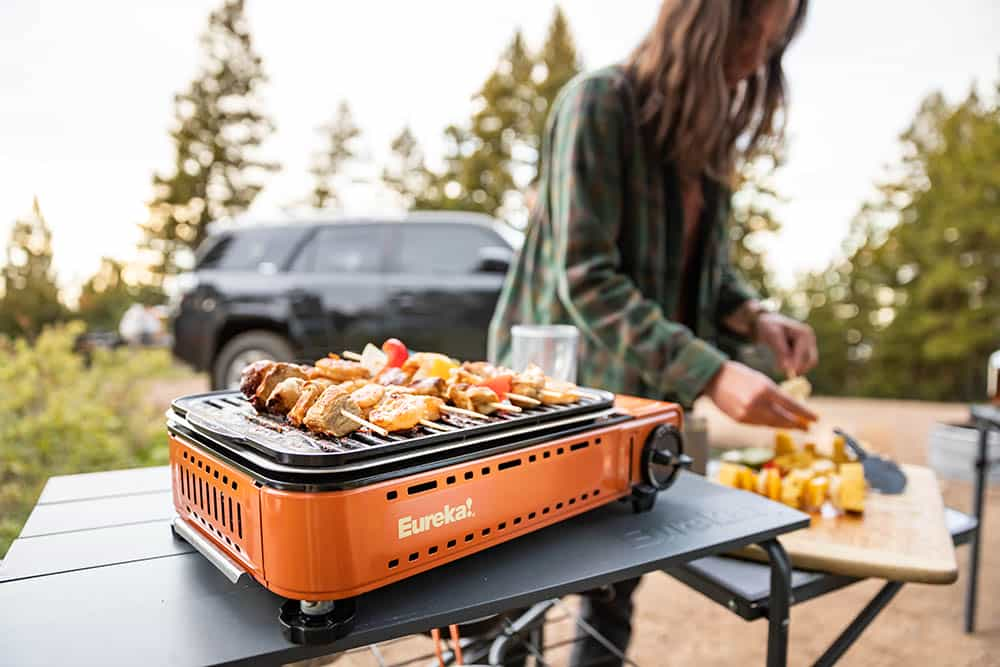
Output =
[
  {"x1": 813, "y1": 581, "x2": 904, "y2": 667},
  {"x1": 965, "y1": 421, "x2": 989, "y2": 633},
  {"x1": 760, "y1": 539, "x2": 792, "y2": 667}
]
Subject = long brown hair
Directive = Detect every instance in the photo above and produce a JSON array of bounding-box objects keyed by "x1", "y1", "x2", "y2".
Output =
[{"x1": 626, "y1": 0, "x2": 808, "y2": 181}]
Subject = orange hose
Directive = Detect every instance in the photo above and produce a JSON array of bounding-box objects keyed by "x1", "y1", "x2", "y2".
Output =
[
  {"x1": 449, "y1": 624, "x2": 463, "y2": 665},
  {"x1": 431, "y1": 627, "x2": 445, "y2": 667}
]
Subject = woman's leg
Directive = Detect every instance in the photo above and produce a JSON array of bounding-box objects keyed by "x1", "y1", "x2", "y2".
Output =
[{"x1": 569, "y1": 576, "x2": 642, "y2": 667}]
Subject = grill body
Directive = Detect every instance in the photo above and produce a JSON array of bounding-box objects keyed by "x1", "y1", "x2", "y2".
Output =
[{"x1": 169, "y1": 392, "x2": 682, "y2": 601}]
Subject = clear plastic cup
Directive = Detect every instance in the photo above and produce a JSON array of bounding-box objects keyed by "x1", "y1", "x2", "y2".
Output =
[{"x1": 510, "y1": 324, "x2": 579, "y2": 383}]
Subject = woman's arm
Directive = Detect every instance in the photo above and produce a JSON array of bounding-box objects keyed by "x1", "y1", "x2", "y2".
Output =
[{"x1": 548, "y1": 76, "x2": 728, "y2": 406}]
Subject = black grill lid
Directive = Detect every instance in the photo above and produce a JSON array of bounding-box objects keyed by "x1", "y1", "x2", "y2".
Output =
[{"x1": 170, "y1": 389, "x2": 616, "y2": 467}]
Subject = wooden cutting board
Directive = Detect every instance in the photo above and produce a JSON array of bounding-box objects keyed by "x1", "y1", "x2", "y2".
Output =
[{"x1": 734, "y1": 464, "x2": 957, "y2": 584}]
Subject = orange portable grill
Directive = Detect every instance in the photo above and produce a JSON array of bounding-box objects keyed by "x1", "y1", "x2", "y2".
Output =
[{"x1": 167, "y1": 388, "x2": 689, "y2": 644}]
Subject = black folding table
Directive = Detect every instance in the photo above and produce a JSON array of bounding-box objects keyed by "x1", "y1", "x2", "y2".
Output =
[{"x1": 0, "y1": 467, "x2": 806, "y2": 666}]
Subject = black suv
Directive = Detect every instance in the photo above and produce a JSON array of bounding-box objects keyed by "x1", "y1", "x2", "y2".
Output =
[{"x1": 171, "y1": 212, "x2": 520, "y2": 389}]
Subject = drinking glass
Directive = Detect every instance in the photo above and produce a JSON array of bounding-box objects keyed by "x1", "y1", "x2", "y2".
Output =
[{"x1": 510, "y1": 324, "x2": 579, "y2": 383}]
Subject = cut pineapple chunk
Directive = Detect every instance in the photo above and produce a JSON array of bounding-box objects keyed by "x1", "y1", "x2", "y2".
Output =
[
  {"x1": 804, "y1": 476, "x2": 829, "y2": 511},
  {"x1": 757, "y1": 467, "x2": 782, "y2": 501}
]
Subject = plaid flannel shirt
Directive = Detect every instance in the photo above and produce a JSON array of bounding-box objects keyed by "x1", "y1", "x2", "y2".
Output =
[{"x1": 488, "y1": 66, "x2": 756, "y2": 406}]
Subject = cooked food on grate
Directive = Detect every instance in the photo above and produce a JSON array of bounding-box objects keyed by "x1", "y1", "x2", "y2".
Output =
[
  {"x1": 265, "y1": 377, "x2": 306, "y2": 415},
  {"x1": 252, "y1": 363, "x2": 309, "y2": 411},
  {"x1": 303, "y1": 381, "x2": 366, "y2": 437},
  {"x1": 311, "y1": 354, "x2": 371, "y2": 382},
  {"x1": 447, "y1": 383, "x2": 501, "y2": 415},
  {"x1": 369, "y1": 392, "x2": 444, "y2": 432},
  {"x1": 288, "y1": 379, "x2": 333, "y2": 427},
  {"x1": 540, "y1": 379, "x2": 582, "y2": 404},
  {"x1": 240, "y1": 338, "x2": 586, "y2": 437},
  {"x1": 240, "y1": 360, "x2": 274, "y2": 398}
]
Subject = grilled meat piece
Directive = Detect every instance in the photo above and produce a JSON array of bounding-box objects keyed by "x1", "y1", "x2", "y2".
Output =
[
  {"x1": 540, "y1": 378, "x2": 579, "y2": 404},
  {"x1": 240, "y1": 360, "x2": 274, "y2": 399},
  {"x1": 303, "y1": 382, "x2": 364, "y2": 437},
  {"x1": 311, "y1": 355, "x2": 371, "y2": 382},
  {"x1": 265, "y1": 377, "x2": 305, "y2": 415},
  {"x1": 449, "y1": 367, "x2": 484, "y2": 385},
  {"x1": 446, "y1": 383, "x2": 499, "y2": 414},
  {"x1": 376, "y1": 366, "x2": 413, "y2": 386},
  {"x1": 287, "y1": 379, "x2": 333, "y2": 427},
  {"x1": 351, "y1": 383, "x2": 386, "y2": 411},
  {"x1": 512, "y1": 363, "x2": 545, "y2": 400},
  {"x1": 460, "y1": 361, "x2": 495, "y2": 378},
  {"x1": 253, "y1": 363, "x2": 309, "y2": 411},
  {"x1": 407, "y1": 377, "x2": 446, "y2": 397},
  {"x1": 369, "y1": 393, "x2": 444, "y2": 431}
]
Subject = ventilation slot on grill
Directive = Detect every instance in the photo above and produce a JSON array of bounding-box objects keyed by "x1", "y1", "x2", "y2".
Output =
[{"x1": 177, "y1": 454, "x2": 246, "y2": 549}]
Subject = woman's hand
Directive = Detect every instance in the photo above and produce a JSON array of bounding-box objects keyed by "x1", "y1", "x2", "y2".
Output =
[
  {"x1": 703, "y1": 361, "x2": 817, "y2": 430},
  {"x1": 755, "y1": 312, "x2": 818, "y2": 378}
]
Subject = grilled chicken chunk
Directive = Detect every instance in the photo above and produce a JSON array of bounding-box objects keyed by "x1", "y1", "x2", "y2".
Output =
[
  {"x1": 446, "y1": 383, "x2": 499, "y2": 414},
  {"x1": 376, "y1": 366, "x2": 413, "y2": 386},
  {"x1": 512, "y1": 363, "x2": 545, "y2": 400},
  {"x1": 406, "y1": 377, "x2": 446, "y2": 397},
  {"x1": 351, "y1": 383, "x2": 386, "y2": 411},
  {"x1": 540, "y1": 378, "x2": 579, "y2": 404},
  {"x1": 240, "y1": 360, "x2": 274, "y2": 399},
  {"x1": 368, "y1": 392, "x2": 444, "y2": 432},
  {"x1": 287, "y1": 379, "x2": 333, "y2": 426},
  {"x1": 265, "y1": 377, "x2": 305, "y2": 415},
  {"x1": 311, "y1": 355, "x2": 371, "y2": 382},
  {"x1": 253, "y1": 363, "x2": 309, "y2": 411},
  {"x1": 303, "y1": 382, "x2": 365, "y2": 437}
]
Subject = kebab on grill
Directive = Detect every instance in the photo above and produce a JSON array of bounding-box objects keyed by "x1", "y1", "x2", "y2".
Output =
[{"x1": 239, "y1": 339, "x2": 583, "y2": 437}]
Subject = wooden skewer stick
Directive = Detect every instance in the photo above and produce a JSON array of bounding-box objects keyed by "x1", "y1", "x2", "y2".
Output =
[
  {"x1": 419, "y1": 419, "x2": 454, "y2": 432},
  {"x1": 440, "y1": 404, "x2": 490, "y2": 420},
  {"x1": 340, "y1": 409, "x2": 388, "y2": 437},
  {"x1": 489, "y1": 402, "x2": 521, "y2": 413},
  {"x1": 505, "y1": 392, "x2": 540, "y2": 406},
  {"x1": 342, "y1": 350, "x2": 363, "y2": 361}
]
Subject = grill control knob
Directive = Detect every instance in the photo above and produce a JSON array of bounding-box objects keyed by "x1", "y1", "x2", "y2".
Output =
[{"x1": 642, "y1": 424, "x2": 691, "y2": 491}]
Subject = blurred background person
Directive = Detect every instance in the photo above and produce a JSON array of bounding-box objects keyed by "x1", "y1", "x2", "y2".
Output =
[{"x1": 490, "y1": 1, "x2": 813, "y2": 664}]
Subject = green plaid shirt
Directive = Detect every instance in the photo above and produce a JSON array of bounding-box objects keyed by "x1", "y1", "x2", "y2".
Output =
[{"x1": 488, "y1": 66, "x2": 756, "y2": 406}]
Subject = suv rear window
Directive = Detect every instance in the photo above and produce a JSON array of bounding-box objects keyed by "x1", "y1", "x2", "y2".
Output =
[
  {"x1": 389, "y1": 223, "x2": 506, "y2": 274},
  {"x1": 196, "y1": 227, "x2": 303, "y2": 271}
]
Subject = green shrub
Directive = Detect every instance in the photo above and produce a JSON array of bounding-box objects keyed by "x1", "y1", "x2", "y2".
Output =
[{"x1": 0, "y1": 322, "x2": 190, "y2": 556}]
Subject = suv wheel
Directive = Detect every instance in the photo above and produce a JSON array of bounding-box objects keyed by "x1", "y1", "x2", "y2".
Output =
[{"x1": 212, "y1": 331, "x2": 295, "y2": 390}]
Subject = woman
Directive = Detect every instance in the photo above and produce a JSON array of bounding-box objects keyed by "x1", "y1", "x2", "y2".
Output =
[{"x1": 489, "y1": 1, "x2": 814, "y2": 664}]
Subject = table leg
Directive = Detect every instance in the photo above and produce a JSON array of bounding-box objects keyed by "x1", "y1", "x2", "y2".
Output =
[
  {"x1": 759, "y1": 539, "x2": 792, "y2": 667},
  {"x1": 812, "y1": 581, "x2": 903, "y2": 667},
  {"x1": 965, "y1": 421, "x2": 989, "y2": 634}
]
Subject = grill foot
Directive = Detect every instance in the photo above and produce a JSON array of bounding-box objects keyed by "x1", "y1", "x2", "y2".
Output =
[
  {"x1": 279, "y1": 597, "x2": 357, "y2": 645},
  {"x1": 631, "y1": 484, "x2": 658, "y2": 513}
]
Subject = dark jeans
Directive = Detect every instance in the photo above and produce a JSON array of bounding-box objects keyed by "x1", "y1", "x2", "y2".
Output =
[{"x1": 569, "y1": 577, "x2": 642, "y2": 667}]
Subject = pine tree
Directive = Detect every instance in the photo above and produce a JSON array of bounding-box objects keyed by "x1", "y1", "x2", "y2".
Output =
[
  {"x1": 798, "y1": 73, "x2": 1000, "y2": 401},
  {"x1": 383, "y1": 7, "x2": 581, "y2": 219},
  {"x1": 0, "y1": 197, "x2": 65, "y2": 339},
  {"x1": 140, "y1": 0, "x2": 277, "y2": 282},
  {"x1": 309, "y1": 101, "x2": 361, "y2": 209},
  {"x1": 383, "y1": 126, "x2": 443, "y2": 210},
  {"x1": 529, "y1": 6, "x2": 580, "y2": 171}
]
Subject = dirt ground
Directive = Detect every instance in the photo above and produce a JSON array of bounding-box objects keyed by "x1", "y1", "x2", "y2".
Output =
[{"x1": 172, "y1": 375, "x2": 995, "y2": 665}]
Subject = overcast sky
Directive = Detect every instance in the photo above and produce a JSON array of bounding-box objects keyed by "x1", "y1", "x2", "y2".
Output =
[{"x1": 1, "y1": 0, "x2": 998, "y2": 299}]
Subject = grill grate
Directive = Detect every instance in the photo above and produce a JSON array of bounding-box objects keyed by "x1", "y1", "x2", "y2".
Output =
[{"x1": 171, "y1": 388, "x2": 615, "y2": 467}]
